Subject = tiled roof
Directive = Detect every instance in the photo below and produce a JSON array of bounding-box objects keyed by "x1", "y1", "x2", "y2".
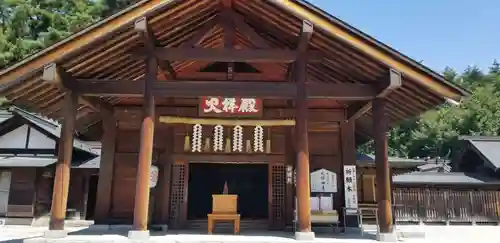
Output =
[
  {"x1": 393, "y1": 171, "x2": 500, "y2": 185},
  {"x1": 356, "y1": 153, "x2": 428, "y2": 168},
  {"x1": 74, "y1": 156, "x2": 101, "y2": 169},
  {"x1": 460, "y1": 136, "x2": 500, "y2": 170},
  {"x1": 0, "y1": 156, "x2": 57, "y2": 167},
  {"x1": 0, "y1": 107, "x2": 101, "y2": 168},
  {"x1": 6, "y1": 106, "x2": 98, "y2": 155}
]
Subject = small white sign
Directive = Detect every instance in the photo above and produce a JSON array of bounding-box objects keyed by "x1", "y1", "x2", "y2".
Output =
[
  {"x1": 149, "y1": 165, "x2": 159, "y2": 188},
  {"x1": 310, "y1": 169, "x2": 337, "y2": 193},
  {"x1": 343, "y1": 165, "x2": 358, "y2": 213}
]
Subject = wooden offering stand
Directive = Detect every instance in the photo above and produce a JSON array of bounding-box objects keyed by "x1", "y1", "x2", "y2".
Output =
[{"x1": 207, "y1": 181, "x2": 240, "y2": 234}]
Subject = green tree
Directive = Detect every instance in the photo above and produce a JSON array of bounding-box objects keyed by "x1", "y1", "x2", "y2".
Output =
[{"x1": 0, "y1": 0, "x2": 133, "y2": 69}]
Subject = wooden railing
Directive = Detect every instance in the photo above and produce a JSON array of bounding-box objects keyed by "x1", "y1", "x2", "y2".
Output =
[{"x1": 392, "y1": 188, "x2": 500, "y2": 224}]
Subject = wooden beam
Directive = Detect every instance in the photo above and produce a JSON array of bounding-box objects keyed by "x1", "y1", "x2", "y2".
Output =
[
  {"x1": 346, "y1": 69, "x2": 402, "y2": 122},
  {"x1": 180, "y1": 17, "x2": 218, "y2": 48},
  {"x1": 49, "y1": 90, "x2": 78, "y2": 231},
  {"x1": 131, "y1": 47, "x2": 323, "y2": 63},
  {"x1": 134, "y1": 17, "x2": 176, "y2": 79},
  {"x1": 220, "y1": 6, "x2": 235, "y2": 80},
  {"x1": 297, "y1": 20, "x2": 314, "y2": 52},
  {"x1": 114, "y1": 106, "x2": 345, "y2": 123},
  {"x1": 285, "y1": 20, "x2": 313, "y2": 81},
  {"x1": 231, "y1": 11, "x2": 271, "y2": 49},
  {"x1": 76, "y1": 79, "x2": 377, "y2": 99},
  {"x1": 42, "y1": 63, "x2": 75, "y2": 89},
  {"x1": 175, "y1": 72, "x2": 285, "y2": 81},
  {"x1": 346, "y1": 101, "x2": 372, "y2": 122},
  {"x1": 42, "y1": 63, "x2": 113, "y2": 113}
]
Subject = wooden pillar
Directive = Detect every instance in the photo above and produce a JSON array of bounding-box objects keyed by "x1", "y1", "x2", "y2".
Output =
[
  {"x1": 373, "y1": 98, "x2": 393, "y2": 234},
  {"x1": 294, "y1": 48, "x2": 311, "y2": 233},
  {"x1": 49, "y1": 91, "x2": 78, "y2": 230},
  {"x1": 94, "y1": 112, "x2": 117, "y2": 224},
  {"x1": 339, "y1": 121, "x2": 359, "y2": 227},
  {"x1": 153, "y1": 127, "x2": 173, "y2": 224},
  {"x1": 284, "y1": 127, "x2": 295, "y2": 226},
  {"x1": 132, "y1": 56, "x2": 157, "y2": 231}
]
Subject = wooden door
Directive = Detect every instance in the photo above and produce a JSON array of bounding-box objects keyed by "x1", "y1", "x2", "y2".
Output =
[
  {"x1": 169, "y1": 161, "x2": 188, "y2": 228},
  {"x1": 269, "y1": 163, "x2": 286, "y2": 229}
]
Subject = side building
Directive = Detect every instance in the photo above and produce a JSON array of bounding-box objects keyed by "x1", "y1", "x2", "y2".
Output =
[
  {"x1": 0, "y1": 107, "x2": 100, "y2": 225},
  {"x1": 391, "y1": 136, "x2": 500, "y2": 225}
]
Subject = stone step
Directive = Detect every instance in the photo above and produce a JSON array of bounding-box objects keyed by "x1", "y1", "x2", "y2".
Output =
[{"x1": 187, "y1": 219, "x2": 268, "y2": 230}]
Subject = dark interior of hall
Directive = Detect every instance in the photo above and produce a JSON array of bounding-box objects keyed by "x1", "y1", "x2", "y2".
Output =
[{"x1": 187, "y1": 163, "x2": 268, "y2": 219}]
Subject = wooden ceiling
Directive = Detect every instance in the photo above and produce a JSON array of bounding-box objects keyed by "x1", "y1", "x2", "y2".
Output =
[{"x1": 0, "y1": 0, "x2": 467, "y2": 141}]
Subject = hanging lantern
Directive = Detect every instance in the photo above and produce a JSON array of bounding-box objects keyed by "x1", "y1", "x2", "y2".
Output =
[
  {"x1": 213, "y1": 125, "x2": 224, "y2": 152},
  {"x1": 233, "y1": 125, "x2": 243, "y2": 152},
  {"x1": 191, "y1": 124, "x2": 202, "y2": 152},
  {"x1": 253, "y1": 125, "x2": 264, "y2": 152}
]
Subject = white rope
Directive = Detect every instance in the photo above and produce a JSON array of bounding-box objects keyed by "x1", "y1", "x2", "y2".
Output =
[
  {"x1": 232, "y1": 125, "x2": 243, "y2": 152},
  {"x1": 191, "y1": 124, "x2": 202, "y2": 152},
  {"x1": 213, "y1": 125, "x2": 224, "y2": 152},
  {"x1": 253, "y1": 125, "x2": 264, "y2": 152}
]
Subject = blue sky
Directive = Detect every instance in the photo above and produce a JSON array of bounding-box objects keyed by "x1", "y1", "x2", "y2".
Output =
[{"x1": 309, "y1": 0, "x2": 499, "y2": 74}]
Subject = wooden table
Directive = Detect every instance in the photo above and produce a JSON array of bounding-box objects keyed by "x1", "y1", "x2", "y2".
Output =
[{"x1": 207, "y1": 214, "x2": 240, "y2": 234}]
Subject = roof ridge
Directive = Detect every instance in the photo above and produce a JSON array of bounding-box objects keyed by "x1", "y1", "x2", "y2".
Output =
[
  {"x1": 460, "y1": 135, "x2": 500, "y2": 141},
  {"x1": 9, "y1": 106, "x2": 60, "y2": 129}
]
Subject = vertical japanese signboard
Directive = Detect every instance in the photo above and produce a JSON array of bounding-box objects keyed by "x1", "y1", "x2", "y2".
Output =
[
  {"x1": 199, "y1": 97, "x2": 262, "y2": 117},
  {"x1": 343, "y1": 165, "x2": 358, "y2": 214}
]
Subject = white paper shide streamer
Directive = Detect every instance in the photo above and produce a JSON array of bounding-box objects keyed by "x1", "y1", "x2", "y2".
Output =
[
  {"x1": 232, "y1": 125, "x2": 243, "y2": 152},
  {"x1": 253, "y1": 125, "x2": 264, "y2": 152},
  {"x1": 191, "y1": 124, "x2": 202, "y2": 152},
  {"x1": 213, "y1": 125, "x2": 224, "y2": 152}
]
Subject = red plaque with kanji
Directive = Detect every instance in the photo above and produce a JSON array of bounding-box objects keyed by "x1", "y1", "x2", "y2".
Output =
[{"x1": 199, "y1": 97, "x2": 263, "y2": 117}]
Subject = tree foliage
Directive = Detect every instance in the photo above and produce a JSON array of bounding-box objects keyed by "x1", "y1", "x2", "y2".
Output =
[
  {"x1": 359, "y1": 62, "x2": 500, "y2": 159},
  {"x1": 0, "y1": 1, "x2": 498, "y2": 159},
  {"x1": 0, "y1": 0, "x2": 128, "y2": 68}
]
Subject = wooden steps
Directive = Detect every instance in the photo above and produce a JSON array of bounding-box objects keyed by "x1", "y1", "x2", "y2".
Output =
[{"x1": 359, "y1": 203, "x2": 378, "y2": 223}]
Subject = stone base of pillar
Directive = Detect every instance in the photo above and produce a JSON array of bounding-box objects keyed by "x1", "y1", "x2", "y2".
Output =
[
  {"x1": 295, "y1": 231, "x2": 315, "y2": 241},
  {"x1": 43, "y1": 230, "x2": 67, "y2": 239},
  {"x1": 127, "y1": 230, "x2": 150, "y2": 241},
  {"x1": 376, "y1": 232, "x2": 398, "y2": 242}
]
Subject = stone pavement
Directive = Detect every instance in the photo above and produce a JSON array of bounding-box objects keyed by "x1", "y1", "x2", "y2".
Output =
[{"x1": 0, "y1": 224, "x2": 498, "y2": 243}]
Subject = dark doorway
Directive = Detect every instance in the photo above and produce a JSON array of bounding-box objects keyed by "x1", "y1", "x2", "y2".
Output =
[
  {"x1": 187, "y1": 163, "x2": 268, "y2": 219},
  {"x1": 85, "y1": 175, "x2": 98, "y2": 220}
]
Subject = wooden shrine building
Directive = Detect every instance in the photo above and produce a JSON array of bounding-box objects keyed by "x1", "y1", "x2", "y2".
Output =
[{"x1": 0, "y1": 0, "x2": 467, "y2": 241}]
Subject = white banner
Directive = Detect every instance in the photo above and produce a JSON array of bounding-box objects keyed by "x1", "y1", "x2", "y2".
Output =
[
  {"x1": 310, "y1": 169, "x2": 337, "y2": 193},
  {"x1": 149, "y1": 165, "x2": 159, "y2": 188},
  {"x1": 343, "y1": 165, "x2": 358, "y2": 213}
]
